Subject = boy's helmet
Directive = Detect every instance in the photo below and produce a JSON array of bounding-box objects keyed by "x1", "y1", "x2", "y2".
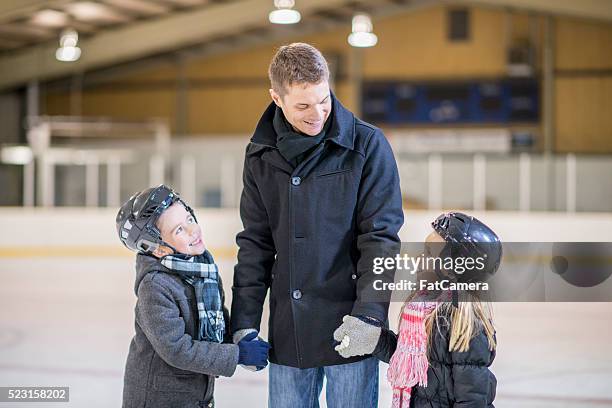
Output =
[
  {"x1": 116, "y1": 185, "x2": 196, "y2": 254},
  {"x1": 431, "y1": 212, "x2": 502, "y2": 282}
]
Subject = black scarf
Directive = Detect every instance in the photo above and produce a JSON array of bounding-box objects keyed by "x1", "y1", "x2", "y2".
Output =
[{"x1": 273, "y1": 106, "x2": 332, "y2": 167}]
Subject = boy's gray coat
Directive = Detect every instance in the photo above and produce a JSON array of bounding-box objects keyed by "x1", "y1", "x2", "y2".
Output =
[{"x1": 123, "y1": 254, "x2": 239, "y2": 408}]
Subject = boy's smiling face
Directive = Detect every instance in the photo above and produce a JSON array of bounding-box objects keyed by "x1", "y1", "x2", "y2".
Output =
[{"x1": 155, "y1": 202, "x2": 205, "y2": 257}]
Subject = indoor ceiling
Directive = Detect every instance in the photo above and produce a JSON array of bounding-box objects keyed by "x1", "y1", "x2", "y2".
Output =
[
  {"x1": 0, "y1": 0, "x2": 611, "y2": 91},
  {"x1": 0, "y1": 0, "x2": 219, "y2": 53}
]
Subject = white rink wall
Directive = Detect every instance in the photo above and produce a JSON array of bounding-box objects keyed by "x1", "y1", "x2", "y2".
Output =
[{"x1": 1, "y1": 209, "x2": 612, "y2": 251}]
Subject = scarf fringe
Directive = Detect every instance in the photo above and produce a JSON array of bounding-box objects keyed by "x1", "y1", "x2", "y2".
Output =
[
  {"x1": 392, "y1": 388, "x2": 411, "y2": 408},
  {"x1": 387, "y1": 351, "x2": 430, "y2": 388}
]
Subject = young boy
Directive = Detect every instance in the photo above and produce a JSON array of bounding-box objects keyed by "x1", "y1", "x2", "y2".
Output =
[{"x1": 116, "y1": 185, "x2": 269, "y2": 408}]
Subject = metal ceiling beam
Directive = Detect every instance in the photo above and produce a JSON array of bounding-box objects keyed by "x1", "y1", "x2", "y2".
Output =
[
  {"x1": 0, "y1": 38, "x2": 27, "y2": 50},
  {"x1": 0, "y1": 24, "x2": 55, "y2": 40},
  {"x1": 0, "y1": 0, "x2": 357, "y2": 90}
]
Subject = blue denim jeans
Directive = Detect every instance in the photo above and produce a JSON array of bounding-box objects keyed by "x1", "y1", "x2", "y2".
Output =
[{"x1": 268, "y1": 357, "x2": 379, "y2": 408}]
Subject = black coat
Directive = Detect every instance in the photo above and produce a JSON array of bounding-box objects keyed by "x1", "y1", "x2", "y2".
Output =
[
  {"x1": 374, "y1": 314, "x2": 497, "y2": 408},
  {"x1": 231, "y1": 94, "x2": 404, "y2": 368}
]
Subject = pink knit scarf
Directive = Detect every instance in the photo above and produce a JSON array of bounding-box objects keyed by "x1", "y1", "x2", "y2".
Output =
[{"x1": 387, "y1": 292, "x2": 448, "y2": 408}]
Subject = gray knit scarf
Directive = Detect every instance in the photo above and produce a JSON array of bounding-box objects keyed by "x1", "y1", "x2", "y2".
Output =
[{"x1": 161, "y1": 250, "x2": 225, "y2": 343}]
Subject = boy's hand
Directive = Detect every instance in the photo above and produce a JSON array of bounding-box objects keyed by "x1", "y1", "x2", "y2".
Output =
[
  {"x1": 233, "y1": 329, "x2": 267, "y2": 371},
  {"x1": 333, "y1": 315, "x2": 381, "y2": 358},
  {"x1": 237, "y1": 332, "x2": 270, "y2": 369}
]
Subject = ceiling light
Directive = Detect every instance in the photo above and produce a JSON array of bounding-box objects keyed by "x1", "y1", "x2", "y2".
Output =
[
  {"x1": 56, "y1": 28, "x2": 81, "y2": 62},
  {"x1": 59, "y1": 28, "x2": 78, "y2": 47},
  {"x1": 269, "y1": 0, "x2": 301, "y2": 25},
  {"x1": 348, "y1": 14, "x2": 378, "y2": 48},
  {"x1": 56, "y1": 46, "x2": 81, "y2": 62}
]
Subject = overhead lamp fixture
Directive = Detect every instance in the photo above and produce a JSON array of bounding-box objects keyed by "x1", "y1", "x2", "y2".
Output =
[
  {"x1": 56, "y1": 28, "x2": 81, "y2": 62},
  {"x1": 348, "y1": 14, "x2": 378, "y2": 48},
  {"x1": 269, "y1": 0, "x2": 301, "y2": 25}
]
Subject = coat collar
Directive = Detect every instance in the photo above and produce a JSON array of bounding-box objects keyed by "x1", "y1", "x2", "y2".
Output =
[{"x1": 250, "y1": 91, "x2": 356, "y2": 152}]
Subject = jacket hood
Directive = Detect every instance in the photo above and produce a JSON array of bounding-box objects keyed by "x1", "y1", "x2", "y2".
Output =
[{"x1": 134, "y1": 253, "x2": 172, "y2": 295}]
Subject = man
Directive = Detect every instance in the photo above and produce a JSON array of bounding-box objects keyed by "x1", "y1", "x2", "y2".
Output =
[{"x1": 231, "y1": 42, "x2": 403, "y2": 407}]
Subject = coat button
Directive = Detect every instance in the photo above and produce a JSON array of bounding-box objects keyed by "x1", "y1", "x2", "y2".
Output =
[
  {"x1": 351, "y1": 274, "x2": 357, "y2": 280},
  {"x1": 292, "y1": 289, "x2": 302, "y2": 300},
  {"x1": 291, "y1": 176, "x2": 301, "y2": 186}
]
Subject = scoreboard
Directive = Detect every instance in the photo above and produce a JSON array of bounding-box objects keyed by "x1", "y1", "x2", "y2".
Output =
[{"x1": 361, "y1": 78, "x2": 539, "y2": 125}]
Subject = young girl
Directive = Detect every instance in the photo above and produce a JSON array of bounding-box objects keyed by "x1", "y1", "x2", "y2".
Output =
[
  {"x1": 335, "y1": 212, "x2": 500, "y2": 408},
  {"x1": 381, "y1": 212, "x2": 500, "y2": 407}
]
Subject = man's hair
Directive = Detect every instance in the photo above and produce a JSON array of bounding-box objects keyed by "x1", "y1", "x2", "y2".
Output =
[{"x1": 268, "y1": 42, "x2": 329, "y2": 96}]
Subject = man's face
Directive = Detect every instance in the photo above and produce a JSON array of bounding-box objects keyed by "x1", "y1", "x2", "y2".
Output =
[
  {"x1": 155, "y1": 203, "x2": 205, "y2": 256},
  {"x1": 270, "y1": 81, "x2": 332, "y2": 136}
]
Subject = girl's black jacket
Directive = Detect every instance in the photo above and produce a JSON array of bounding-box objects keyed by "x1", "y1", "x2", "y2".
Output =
[{"x1": 373, "y1": 315, "x2": 497, "y2": 408}]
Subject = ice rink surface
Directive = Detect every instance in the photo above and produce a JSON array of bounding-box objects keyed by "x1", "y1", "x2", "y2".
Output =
[{"x1": 1, "y1": 254, "x2": 611, "y2": 408}]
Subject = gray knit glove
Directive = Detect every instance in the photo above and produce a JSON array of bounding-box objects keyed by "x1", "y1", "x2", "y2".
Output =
[
  {"x1": 233, "y1": 328, "x2": 264, "y2": 372},
  {"x1": 333, "y1": 315, "x2": 382, "y2": 358}
]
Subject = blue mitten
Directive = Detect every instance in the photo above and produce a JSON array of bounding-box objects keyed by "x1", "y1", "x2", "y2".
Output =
[{"x1": 238, "y1": 332, "x2": 270, "y2": 369}]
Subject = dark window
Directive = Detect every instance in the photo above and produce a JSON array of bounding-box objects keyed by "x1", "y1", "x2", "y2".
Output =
[
  {"x1": 396, "y1": 99, "x2": 416, "y2": 115},
  {"x1": 481, "y1": 97, "x2": 502, "y2": 112},
  {"x1": 427, "y1": 84, "x2": 470, "y2": 101},
  {"x1": 396, "y1": 85, "x2": 417, "y2": 115},
  {"x1": 448, "y1": 8, "x2": 470, "y2": 41},
  {"x1": 362, "y1": 84, "x2": 390, "y2": 123}
]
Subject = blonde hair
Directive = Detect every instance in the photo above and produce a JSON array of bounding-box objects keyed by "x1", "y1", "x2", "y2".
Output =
[{"x1": 400, "y1": 293, "x2": 496, "y2": 353}]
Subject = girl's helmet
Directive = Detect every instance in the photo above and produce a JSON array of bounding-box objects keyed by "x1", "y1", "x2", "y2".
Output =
[
  {"x1": 431, "y1": 212, "x2": 502, "y2": 283},
  {"x1": 116, "y1": 185, "x2": 196, "y2": 254}
]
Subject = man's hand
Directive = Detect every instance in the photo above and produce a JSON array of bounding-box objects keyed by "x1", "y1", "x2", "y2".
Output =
[{"x1": 333, "y1": 315, "x2": 382, "y2": 358}]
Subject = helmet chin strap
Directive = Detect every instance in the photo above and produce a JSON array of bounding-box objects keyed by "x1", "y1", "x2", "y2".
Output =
[{"x1": 140, "y1": 229, "x2": 179, "y2": 257}]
